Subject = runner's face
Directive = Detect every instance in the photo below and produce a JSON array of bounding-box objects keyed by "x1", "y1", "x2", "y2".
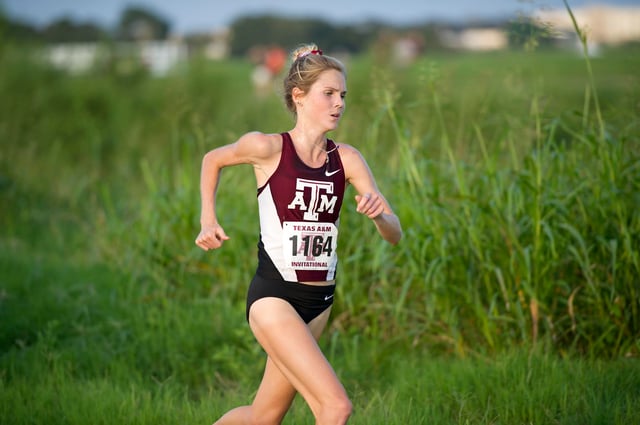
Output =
[{"x1": 299, "y1": 69, "x2": 346, "y2": 131}]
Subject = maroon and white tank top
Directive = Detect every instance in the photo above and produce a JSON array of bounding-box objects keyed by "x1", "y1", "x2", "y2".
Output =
[{"x1": 256, "y1": 132, "x2": 346, "y2": 282}]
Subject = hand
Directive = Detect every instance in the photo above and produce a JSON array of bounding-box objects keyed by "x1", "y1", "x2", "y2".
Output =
[
  {"x1": 355, "y1": 192, "x2": 384, "y2": 219},
  {"x1": 195, "y1": 224, "x2": 230, "y2": 251}
]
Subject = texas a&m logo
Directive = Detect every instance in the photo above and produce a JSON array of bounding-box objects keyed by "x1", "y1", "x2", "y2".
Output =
[{"x1": 286, "y1": 178, "x2": 337, "y2": 221}]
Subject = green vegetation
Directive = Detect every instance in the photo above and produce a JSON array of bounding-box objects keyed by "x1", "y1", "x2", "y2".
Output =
[{"x1": 1, "y1": 37, "x2": 639, "y2": 424}]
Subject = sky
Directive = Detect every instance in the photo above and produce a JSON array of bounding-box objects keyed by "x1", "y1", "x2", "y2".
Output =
[{"x1": 2, "y1": 0, "x2": 639, "y2": 34}]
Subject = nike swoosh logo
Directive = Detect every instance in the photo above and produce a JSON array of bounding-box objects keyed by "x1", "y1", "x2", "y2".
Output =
[
  {"x1": 324, "y1": 294, "x2": 334, "y2": 301},
  {"x1": 325, "y1": 169, "x2": 341, "y2": 177}
]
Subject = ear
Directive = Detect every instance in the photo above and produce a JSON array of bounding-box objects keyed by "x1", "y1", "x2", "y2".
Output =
[{"x1": 292, "y1": 87, "x2": 305, "y2": 103}]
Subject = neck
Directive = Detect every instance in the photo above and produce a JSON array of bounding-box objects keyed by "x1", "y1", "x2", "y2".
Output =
[
  {"x1": 288, "y1": 128, "x2": 328, "y2": 153},
  {"x1": 288, "y1": 129, "x2": 335, "y2": 167}
]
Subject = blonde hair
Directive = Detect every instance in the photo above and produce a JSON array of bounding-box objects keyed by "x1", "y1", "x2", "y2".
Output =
[{"x1": 283, "y1": 43, "x2": 346, "y2": 114}]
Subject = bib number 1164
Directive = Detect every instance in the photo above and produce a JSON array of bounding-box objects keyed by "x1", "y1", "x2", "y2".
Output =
[
  {"x1": 289, "y1": 234, "x2": 333, "y2": 257},
  {"x1": 282, "y1": 221, "x2": 338, "y2": 270}
]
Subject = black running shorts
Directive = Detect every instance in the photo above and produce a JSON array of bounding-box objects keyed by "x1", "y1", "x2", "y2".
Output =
[{"x1": 246, "y1": 274, "x2": 335, "y2": 324}]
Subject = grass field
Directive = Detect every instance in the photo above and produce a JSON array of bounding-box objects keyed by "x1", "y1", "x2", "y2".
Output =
[{"x1": 1, "y1": 34, "x2": 639, "y2": 424}]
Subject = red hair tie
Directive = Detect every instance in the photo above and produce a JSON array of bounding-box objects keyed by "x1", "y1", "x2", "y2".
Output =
[{"x1": 297, "y1": 49, "x2": 323, "y2": 60}]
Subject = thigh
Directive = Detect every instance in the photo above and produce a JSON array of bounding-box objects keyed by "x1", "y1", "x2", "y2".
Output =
[
  {"x1": 249, "y1": 298, "x2": 346, "y2": 413},
  {"x1": 248, "y1": 299, "x2": 333, "y2": 420}
]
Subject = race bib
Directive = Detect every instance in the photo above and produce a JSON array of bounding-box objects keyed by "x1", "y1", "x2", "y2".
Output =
[{"x1": 282, "y1": 221, "x2": 338, "y2": 270}]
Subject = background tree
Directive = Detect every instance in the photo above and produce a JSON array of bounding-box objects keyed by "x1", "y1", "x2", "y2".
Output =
[
  {"x1": 116, "y1": 6, "x2": 171, "y2": 41},
  {"x1": 229, "y1": 15, "x2": 378, "y2": 57},
  {"x1": 507, "y1": 16, "x2": 555, "y2": 51},
  {"x1": 42, "y1": 17, "x2": 107, "y2": 43},
  {"x1": 0, "y1": 9, "x2": 41, "y2": 44}
]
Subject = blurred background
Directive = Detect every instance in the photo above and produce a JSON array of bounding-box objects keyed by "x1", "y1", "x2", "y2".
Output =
[
  {"x1": 1, "y1": 1, "x2": 639, "y2": 423},
  {"x1": 1, "y1": 0, "x2": 639, "y2": 77}
]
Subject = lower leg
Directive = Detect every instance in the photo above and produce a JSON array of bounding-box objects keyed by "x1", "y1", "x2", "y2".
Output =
[
  {"x1": 213, "y1": 402, "x2": 297, "y2": 425},
  {"x1": 212, "y1": 386, "x2": 351, "y2": 425},
  {"x1": 213, "y1": 356, "x2": 296, "y2": 425}
]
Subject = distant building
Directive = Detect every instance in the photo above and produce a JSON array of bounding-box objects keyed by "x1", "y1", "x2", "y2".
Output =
[
  {"x1": 43, "y1": 28, "x2": 229, "y2": 76},
  {"x1": 206, "y1": 28, "x2": 230, "y2": 60},
  {"x1": 185, "y1": 27, "x2": 230, "y2": 60},
  {"x1": 439, "y1": 28, "x2": 508, "y2": 51},
  {"x1": 138, "y1": 39, "x2": 188, "y2": 75},
  {"x1": 392, "y1": 33, "x2": 424, "y2": 66},
  {"x1": 536, "y1": 5, "x2": 640, "y2": 48},
  {"x1": 41, "y1": 5, "x2": 640, "y2": 73},
  {"x1": 45, "y1": 42, "x2": 103, "y2": 74},
  {"x1": 438, "y1": 5, "x2": 640, "y2": 52}
]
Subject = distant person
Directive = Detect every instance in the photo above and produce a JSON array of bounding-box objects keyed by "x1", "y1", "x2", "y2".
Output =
[
  {"x1": 251, "y1": 45, "x2": 287, "y2": 96},
  {"x1": 196, "y1": 43, "x2": 402, "y2": 425},
  {"x1": 264, "y1": 45, "x2": 286, "y2": 75}
]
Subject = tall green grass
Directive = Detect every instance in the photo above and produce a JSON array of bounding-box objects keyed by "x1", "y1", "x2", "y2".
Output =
[
  {"x1": 1, "y1": 32, "x2": 639, "y2": 424},
  {"x1": 332, "y1": 47, "x2": 640, "y2": 357},
  {"x1": 1, "y1": 42, "x2": 638, "y2": 356}
]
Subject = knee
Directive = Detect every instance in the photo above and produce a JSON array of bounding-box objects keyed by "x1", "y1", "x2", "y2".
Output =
[
  {"x1": 318, "y1": 396, "x2": 353, "y2": 423},
  {"x1": 337, "y1": 397, "x2": 353, "y2": 421},
  {"x1": 341, "y1": 397, "x2": 354, "y2": 419}
]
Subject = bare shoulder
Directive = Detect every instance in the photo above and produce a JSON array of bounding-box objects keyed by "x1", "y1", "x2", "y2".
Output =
[
  {"x1": 336, "y1": 142, "x2": 368, "y2": 167},
  {"x1": 234, "y1": 131, "x2": 283, "y2": 162},
  {"x1": 335, "y1": 142, "x2": 377, "y2": 185}
]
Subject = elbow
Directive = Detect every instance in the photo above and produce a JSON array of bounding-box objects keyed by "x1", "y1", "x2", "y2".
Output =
[
  {"x1": 376, "y1": 213, "x2": 402, "y2": 245},
  {"x1": 389, "y1": 215, "x2": 403, "y2": 245},
  {"x1": 202, "y1": 150, "x2": 214, "y2": 165},
  {"x1": 202, "y1": 150, "x2": 222, "y2": 171},
  {"x1": 387, "y1": 228, "x2": 403, "y2": 246},
  {"x1": 384, "y1": 227, "x2": 402, "y2": 246}
]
